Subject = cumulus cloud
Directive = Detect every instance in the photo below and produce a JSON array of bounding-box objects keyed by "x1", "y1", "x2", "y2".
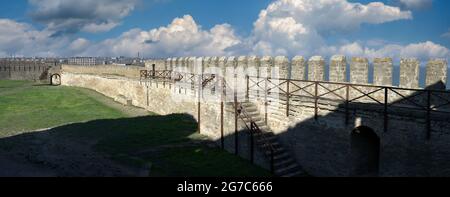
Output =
[
  {"x1": 28, "y1": 0, "x2": 138, "y2": 34},
  {"x1": 1, "y1": 0, "x2": 448, "y2": 62},
  {"x1": 333, "y1": 41, "x2": 449, "y2": 61},
  {"x1": 69, "y1": 38, "x2": 90, "y2": 52},
  {"x1": 240, "y1": 0, "x2": 412, "y2": 57},
  {"x1": 0, "y1": 18, "x2": 75, "y2": 57},
  {"x1": 393, "y1": 0, "x2": 433, "y2": 10},
  {"x1": 80, "y1": 15, "x2": 241, "y2": 57}
]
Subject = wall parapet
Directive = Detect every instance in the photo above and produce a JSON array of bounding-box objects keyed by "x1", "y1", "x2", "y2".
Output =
[{"x1": 158, "y1": 55, "x2": 449, "y2": 90}]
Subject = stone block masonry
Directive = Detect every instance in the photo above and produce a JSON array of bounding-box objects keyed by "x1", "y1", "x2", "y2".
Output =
[
  {"x1": 0, "y1": 60, "x2": 56, "y2": 81},
  {"x1": 350, "y1": 57, "x2": 369, "y2": 84},
  {"x1": 308, "y1": 56, "x2": 325, "y2": 81},
  {"x1": 400, "y1": 58, "x2": 420, "y2": 88},
  {"x1": 373, "y1": 58, "x2": 393, "y2": 86},
  {"x1": 60, "y1": 55, "x2": 450, "y2": 177},
  {"x1": 329, "y1": 55, "x2": 346, "y2": 82}
]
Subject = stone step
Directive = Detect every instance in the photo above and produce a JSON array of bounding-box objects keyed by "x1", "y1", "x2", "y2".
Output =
[
  {"x1": 257, "y1": 134, "x2": 277, "y2": 143},
  {"x1": 258, "y1": 125, "x2": 270, "y2": 132},
  {"x1": 254, "y1": 131, "x2": 275, "y2": 137},
  {"x1": 244, "y1": 107, "x2": 259, "y2": 113},
  {"x1": 272, "y1": 152, "x2": 290, "y2": 161},
  {"x1": 281, "y1": 169, "x2": 307, "y2": 177},
  {"x1": 242, "y1": 103, "x2": 256, "y2": 107},
  {"x1": 264, "y1": 147, "x2": 286, "y2": 156},
  {"x1": 254, "y1": 120, "x2": 267, "y2": 126},
  {"x1": 259, "y1": 142, "x2": 281, "y2": 148},
  {"x1": 241, "y1": 116, "x2": 263, "y2": 123},
  {"x1": 240, "y1": 109, "x2": 260, "y2": 116},
  {"x1": 274, "y1": 157, "x2": 295, "y2": 167},
  {"x1": 275, "y1": 163, "x2": 301, "y2": 175}
]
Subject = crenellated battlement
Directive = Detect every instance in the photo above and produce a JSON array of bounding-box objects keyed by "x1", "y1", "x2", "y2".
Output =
[{"x1": 162, "y1": 56, "x2": 448, "y2": 90}]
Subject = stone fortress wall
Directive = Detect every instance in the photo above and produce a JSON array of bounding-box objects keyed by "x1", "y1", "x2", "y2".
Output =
[
  {"x1": 60, "y1": 64, "x2": 144, "y2": 79},
  {"x1": 60, "y1": 55, "x2": 450, "y2": 177},
  {"x1": 0, "y1": 60, "x2": 57, "y2": 81}
]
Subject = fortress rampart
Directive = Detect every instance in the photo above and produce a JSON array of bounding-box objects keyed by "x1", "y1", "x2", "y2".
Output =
[
  {"x1": 0, "y1": 60, "x2": 57, "y2": 81},
  {"x1": 60, "y1": 55, "x2": 450, "y2": 177}
]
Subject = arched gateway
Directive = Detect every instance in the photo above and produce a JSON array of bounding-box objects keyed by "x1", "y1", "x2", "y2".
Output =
[{"x1": 350, "y1": 126, "x2": 380, "y2": 176}]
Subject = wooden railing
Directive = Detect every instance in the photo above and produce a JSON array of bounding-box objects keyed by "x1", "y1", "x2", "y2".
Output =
[{"x1": 141, "y1": 70, "x2": 450, "y2": 140}]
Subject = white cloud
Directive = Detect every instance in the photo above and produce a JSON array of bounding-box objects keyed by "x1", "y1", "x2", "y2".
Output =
[
  {"x1": 394, "y1": 0, "x2": 433, "y2": 10},
  {"x1": 241, "y1": 0, "x2": 412, "y2": 57},
  {"x1": 333, "y1": 41, "x2": 449, "y2": 61},
  {"x1": 29, "y1": 0, "x2": 138, "y2": 34},
  {"x1": 0, "y1": 19, "x2": 73, "y2": 57},
  {"x1": 69, "y1": 38, "x2": 90, "y2": 52},
  {"x1": 79, "y1": 15, "x2": 241, "y2": 57},
  {"x1": 0, "y1": 0, "x2": 448, "y2": 62},
  {"x1": 442, "y1": 29, "x2": 450, "y2": 39}
]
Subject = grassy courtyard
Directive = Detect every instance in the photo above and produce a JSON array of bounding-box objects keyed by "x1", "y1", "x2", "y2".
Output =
[{"x1": 0, "y1": 80, "x2": 270, "y2": 177}]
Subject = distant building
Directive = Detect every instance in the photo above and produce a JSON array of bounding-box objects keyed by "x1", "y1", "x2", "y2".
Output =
[
  {"x1": 68, "y1": 57, "x2": 106, "y2": 66},
  {"x1": 112, "y1": 56, "x2": 144, "y2": 66}
]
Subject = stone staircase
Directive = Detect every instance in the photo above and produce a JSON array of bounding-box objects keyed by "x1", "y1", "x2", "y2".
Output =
[{"x1": 237, "y1": 101, "x2": 308, "y2": 177}]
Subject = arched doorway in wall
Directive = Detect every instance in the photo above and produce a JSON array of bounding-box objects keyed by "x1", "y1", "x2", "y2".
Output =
[{"x1": 350, "y1": 126, "x2": 380, "y2": 176}]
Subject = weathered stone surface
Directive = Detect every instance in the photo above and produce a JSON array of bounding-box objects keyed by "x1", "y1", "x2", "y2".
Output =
[
  {"x1": 329, "y1": 55, "x2": 346, "y2": 82},
  {"x1": 237, "y1": 56, "x2": 248, "y2": 69},
  {"x1": 195, "y1": 57, "x2": 203, "y2": 74},
  {"x1": 291, "y1": 56, "x2": 306, "y2": 80},
  {"x1": 274, "y1": 56, "x2": 289, "y2": 79},
  {"x1": 426, "y1": 59, "x2": 447, "y2": 90},
  {"x1": 400, "y1": 58, "x2": 420, "y2": 88},
  {"x1": 308, "y1": 56, "x2": 325, "y2": 81},
  {"x1": 187, "y1": 57, "x2": 196, "y2": 73},
  {"x1": 62, "y1": 65, "x2": 142, "y2": 79},
  {"x1": 224, "y1": 57, "x2": 237, "y2": 95},
  {"x1": 166, "y1": 58, "x2": 172, "y2": 71},
  {"x1": 171, "y1": 57, "x2": 177, "y2": 70},
  {"x1": 210, "y1": 56, "x2": 219, "y2": 68},
  {"x1": 260, "y1": 56, "x2": 273, "y2": 78},
  {"x1": 373, "y1": 58, "x2": 393, "y2": 86},
  {"x1": 218, "y1": 56, "x2": 227, "y2": 78},
  {"x1": 350, "y1": 57, "x2": 369, "y2": 84},
  {"x1": 175, "y1": 57, "x2": 181, "y2": 68},
  {"x1": 247, "y1": 56, "x2": 260, "y2": 77}
]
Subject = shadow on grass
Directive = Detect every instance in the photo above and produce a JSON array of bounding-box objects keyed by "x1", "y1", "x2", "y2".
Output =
[
  {"x1": 0, "y1": 113, "x2": 270, "y2": 177},
  {"x1": 31, "y1": 84, "x2": 53, "y2": 87}
]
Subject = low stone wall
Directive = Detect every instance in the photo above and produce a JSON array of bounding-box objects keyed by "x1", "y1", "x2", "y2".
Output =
[
  {"x1": 0, "y1": 66, "x2": 50, "y2": 81},
  {"x1": 61, "y1": 65, "x2": 144, "y2": 79}
]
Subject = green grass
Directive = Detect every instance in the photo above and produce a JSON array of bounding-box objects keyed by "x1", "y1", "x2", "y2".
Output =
[
  {"x1": 0, "y1": 80, "x2": 124, "y2": 136},
  {"x1": 0, "y1": 80, "x2": 270, "y2": 177}
]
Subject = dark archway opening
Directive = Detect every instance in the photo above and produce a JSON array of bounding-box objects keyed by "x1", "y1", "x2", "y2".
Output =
[{"x1": 350, "y1": 126, "x2": 380, "y2": 177}]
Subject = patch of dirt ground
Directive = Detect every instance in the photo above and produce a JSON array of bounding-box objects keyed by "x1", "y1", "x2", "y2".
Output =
[{"x1": 0, "y1": 88, "x2": 154, "y2": 177}]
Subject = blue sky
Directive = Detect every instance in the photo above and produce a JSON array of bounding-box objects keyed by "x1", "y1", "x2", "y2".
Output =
[{"x1": 0, "y1": 0, "x2": 449, "y2": 60}]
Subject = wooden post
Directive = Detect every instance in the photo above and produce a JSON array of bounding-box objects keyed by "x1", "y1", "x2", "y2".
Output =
[
  {"x1": 426, "y1": 91, "x2": 431, "y2": 140},
  {"x1": 314, "y1": 82, "x2": 318, "y2": 120},
  {"x1": 384, "y1": 87, "x2": 388, "y2": 133},
  {"x1": 286, "y1": 79, "x2": 290, "y2": 117}
]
